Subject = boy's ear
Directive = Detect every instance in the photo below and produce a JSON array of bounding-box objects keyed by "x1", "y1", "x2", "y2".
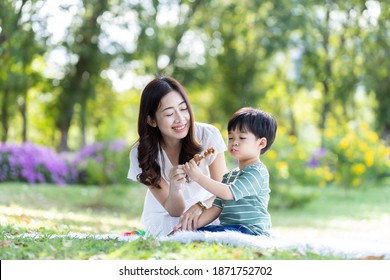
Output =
[
  {"x1": 258, "y1": 137, "x2": 267, "y2": 149},
  {"x1": 147, "y1": 116, "x2": 157, "y2": 127}
]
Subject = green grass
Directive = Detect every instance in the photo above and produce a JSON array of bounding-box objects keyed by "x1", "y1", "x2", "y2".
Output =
[{"x1": 1, "y1": 182, "x2": 389, "y2": 260}]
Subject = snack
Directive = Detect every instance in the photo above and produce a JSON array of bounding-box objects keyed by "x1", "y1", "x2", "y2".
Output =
[
  {"x1": 193, "y1": 147, "x2": 215, "y2": 165},
  {"x1": 185, "y1": 147, "x2": 215, "y2": 183}
]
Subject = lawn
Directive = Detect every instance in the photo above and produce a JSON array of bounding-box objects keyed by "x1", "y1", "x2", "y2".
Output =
[{"x1": 1, "y1": 182, "x2": 390, "y2": 260}]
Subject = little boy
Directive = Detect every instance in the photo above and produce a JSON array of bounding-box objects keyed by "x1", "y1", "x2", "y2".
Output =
[{"x1": 174, "y1": 107, "x2": 277, "y2": 236}]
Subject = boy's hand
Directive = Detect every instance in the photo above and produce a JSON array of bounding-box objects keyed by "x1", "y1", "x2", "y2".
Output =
[{"x1": 184, "y1": 159, "x2": 204, "y2": 182}]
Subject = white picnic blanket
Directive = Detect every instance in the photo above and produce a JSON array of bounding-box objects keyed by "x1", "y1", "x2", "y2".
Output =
[{"x1": 14, "y1": 230, "x2": 390, "y2": 259}]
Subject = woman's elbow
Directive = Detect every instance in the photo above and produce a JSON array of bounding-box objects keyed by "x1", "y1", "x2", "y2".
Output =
[{"x1": 166, "y1": 205, "x2": 185, "y2": 217}]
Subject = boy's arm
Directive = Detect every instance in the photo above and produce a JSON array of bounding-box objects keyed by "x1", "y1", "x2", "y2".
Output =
[
  {"x1": 195, "y1": 175, "x2": 234, "y2": 200},
  {"x1": 184, "y1": 160, "x2": 234, "y2": 200},
  {"x1": 197, "y1": 206, "x2": 222, "y2": 229}
]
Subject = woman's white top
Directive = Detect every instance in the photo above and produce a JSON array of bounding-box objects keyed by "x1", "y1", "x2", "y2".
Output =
[{"x1": 128, "y1": 122, "x2": 227, "y2": 236}]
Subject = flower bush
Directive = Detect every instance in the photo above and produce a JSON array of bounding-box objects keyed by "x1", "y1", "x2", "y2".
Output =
[
  {"x1": 321, "y1": 121, "x2": 390, "y2": 189},
  {"x1": 0, "y1": 140, "x2": 130, "y2": 186},
  {"x1": 262, "y1": 121, "x2": 390, "y2": 190},
  {"x1": 1, "y1": 126, "x2": 388, "y2": 191},
  {"x1": 262, "y1": 126, "x2": 323, "y2": 187},
  {"x1": 73, "y1": 139, "x2": 130, "y2": 186},
  {"x1": 0, "y1": 142, "x2": 73, "y2": 184}
]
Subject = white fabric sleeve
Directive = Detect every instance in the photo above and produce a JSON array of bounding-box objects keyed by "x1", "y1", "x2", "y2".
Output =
[
  {"x1": 201, "y1": 123, "x2": 227, "y2": 165},
  {"x1": 127, "y1": 144, "x2": 141, "y2": 181}
]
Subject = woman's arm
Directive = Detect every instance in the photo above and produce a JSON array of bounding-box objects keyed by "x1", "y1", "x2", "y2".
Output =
[
  {"x1": 197, "y1": 206, "x2": 222, "y2": 228},
  {"x1": 148, "y1": 166, "x2": 187, "y2": 217},
  {"x1": 174, "y1": 206, "x2": 221, "y2": 232}
]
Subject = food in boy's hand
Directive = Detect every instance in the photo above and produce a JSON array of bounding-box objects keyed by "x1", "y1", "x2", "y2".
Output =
[
  {"x1": 193, "y1": 147, "x2": 215, "y2": 165},
  {"x1": 185, "y1": 147, "x2": 215, "y2": 183}
]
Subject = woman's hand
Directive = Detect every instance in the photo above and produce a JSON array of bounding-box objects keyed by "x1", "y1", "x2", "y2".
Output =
[
  {"x1": 169, "y1": 165, "x2": 187, "y2": 189},
  {"x1": 177, "y1": 202, "x2": 204, "y2": 231}
]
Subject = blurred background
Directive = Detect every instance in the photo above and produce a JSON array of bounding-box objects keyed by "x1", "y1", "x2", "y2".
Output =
[{"x1": 0, "y1": 0, "x2": 389, "y2": 193}]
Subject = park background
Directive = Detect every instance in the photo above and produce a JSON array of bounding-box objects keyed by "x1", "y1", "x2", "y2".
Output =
[{"x1": 0, "y1": 0, "x2": 390, "y2": 259}]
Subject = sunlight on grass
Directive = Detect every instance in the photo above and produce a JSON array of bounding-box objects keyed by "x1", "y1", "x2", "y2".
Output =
[
  {"x1": 0, "y1": 204, "x2": 141, "y2": 234},
  {"x1": 1, "y1": 183, "x2": 390, "y2": 260}
]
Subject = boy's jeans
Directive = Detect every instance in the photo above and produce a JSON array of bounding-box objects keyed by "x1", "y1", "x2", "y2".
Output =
[{"x1": 197, "y1": 224, "x2": 257, "y2": 236}]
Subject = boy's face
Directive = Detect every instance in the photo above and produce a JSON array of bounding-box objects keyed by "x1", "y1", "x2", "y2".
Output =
[{"x1": 227, "y1": 128, "x2": 266, "y2": 164}]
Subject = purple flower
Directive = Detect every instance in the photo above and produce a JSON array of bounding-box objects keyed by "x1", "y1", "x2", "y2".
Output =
[
  {"x1": 306, "y1": 148, "x2": 328, "y2": 168},
  {"x1": 109, "y1": 139, "x2": 128, "y2": 152},
  {"x1": 72, "y1": 139, "x2": 129, "y2": 185},
  {"x1": 0, "y1": 142, "x2": 73, "y2": 184},
  {"x1": 306, "y1": 157, "x2": 320, "y2": 168}
]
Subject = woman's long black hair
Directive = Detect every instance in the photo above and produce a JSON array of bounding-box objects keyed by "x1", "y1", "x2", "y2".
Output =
[{"x1": 136, "y1": 76, "x2": 202, "y2": 188}]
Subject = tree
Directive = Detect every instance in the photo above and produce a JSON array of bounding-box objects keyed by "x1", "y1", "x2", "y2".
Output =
[
  {"x1": 54, "y1": 0, "x2": 110, "y2": 151},
  {"x1": 198, "y1": 0, "x2": 295, "y2": 121},
  {"x1": 362, "y1": 0, "x2": 390, "y2": 142},
  {"x1": 295, "y1": 0, "x2": 368, "y2": 146},
  {"x1": 0, "y1": 0, "x2": 44, "y2": 142}
]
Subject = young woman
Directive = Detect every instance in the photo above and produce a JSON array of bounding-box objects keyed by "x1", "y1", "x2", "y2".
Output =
[{"x1": 128, "y1": 76, "x2": 227, "y2": 236}]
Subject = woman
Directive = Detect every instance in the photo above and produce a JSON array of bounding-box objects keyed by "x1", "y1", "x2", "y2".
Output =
[{"x1": 128, "y1": 76, "x2": 227, "y2": 236}]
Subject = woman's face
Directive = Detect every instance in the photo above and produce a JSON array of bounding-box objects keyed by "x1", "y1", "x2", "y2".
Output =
[{"x1": 149, "y1": 90, "x2": 191, "y2": 143}]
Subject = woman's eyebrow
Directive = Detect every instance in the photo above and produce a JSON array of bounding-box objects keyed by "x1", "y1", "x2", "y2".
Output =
[{"x1": 161, "y1": 101, "x2": 186, "y2": 112}]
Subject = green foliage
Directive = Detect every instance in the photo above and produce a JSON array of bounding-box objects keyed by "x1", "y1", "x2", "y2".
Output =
[
  {"x1": 0, "y1": 0, "x2": 389, "y2": 199},
  {"x1": 322, "y1": 120, "x2": 390, "y2": 188},
  {"x1": 0, "y1": 0, "x2": 45, "y2": 142},
  {"x1": 261, "y1": 121, "x2": 390, "y2": 192},
  {"x1": 361, "y1": 0, "x2": 390, "y2": 139},
  {"x1": 74, "y1": 140, "x2": 130, "y2": 186},
  {"x1": 269, "y1": 185, "x2": 320, "y2": 210}
]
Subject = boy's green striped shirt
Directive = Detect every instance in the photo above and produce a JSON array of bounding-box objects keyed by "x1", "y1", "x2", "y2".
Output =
[{"x1": 213, "y1": 162, "x2": 271, "y2": 236}]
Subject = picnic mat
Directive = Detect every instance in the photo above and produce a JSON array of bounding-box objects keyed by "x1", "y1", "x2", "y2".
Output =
[{"x1": 13, "y1": 230, "x2": 390, "y2": 259}]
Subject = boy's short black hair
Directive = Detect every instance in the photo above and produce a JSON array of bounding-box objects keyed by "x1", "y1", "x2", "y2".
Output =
[{"x1": 228, "y1": 107, "x2": 277, "y2": 154}]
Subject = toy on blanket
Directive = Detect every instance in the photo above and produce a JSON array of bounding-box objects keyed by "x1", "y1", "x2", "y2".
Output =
[
  {"x1": 123, "y1": 230, "x2": 145, "y2": 236},
  {"x1": 193, "y1": 147, "x2": 215, "y2": 165}
]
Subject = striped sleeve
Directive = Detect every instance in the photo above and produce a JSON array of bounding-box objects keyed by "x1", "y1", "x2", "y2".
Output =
[
  {"x1": 229, "y1": 167, "x2": 268, "y2": 201},
  {"x1": 212, "y1": 196, "x2": 223, "y2": 209}
]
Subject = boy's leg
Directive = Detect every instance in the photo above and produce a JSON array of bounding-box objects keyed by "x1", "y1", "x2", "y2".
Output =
[{"x1": 197, "y1": 224, "x2": 257, "y2": 235}]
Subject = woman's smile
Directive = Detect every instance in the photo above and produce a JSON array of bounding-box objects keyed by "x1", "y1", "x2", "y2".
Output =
[{"x1": 173, "y1": 124, "x2": 187, "y2": 133}]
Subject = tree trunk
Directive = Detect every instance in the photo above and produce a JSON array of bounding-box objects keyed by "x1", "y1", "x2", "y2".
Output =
[
  {"x1": 80, "y1": 95, "x2": 87, "y2": 147},
  {"x1": 1, "y1": 89, "x2": 10, "y2": 143},
  {"x1": 19, "y1": 96, "x2": 27, "y2": 142},
  {"x1": 58, "y1": 120, "x2": 71, "y2": 152},
  {"x1": 320, "y1": 7, "x2": 332, "y2": 148}
]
